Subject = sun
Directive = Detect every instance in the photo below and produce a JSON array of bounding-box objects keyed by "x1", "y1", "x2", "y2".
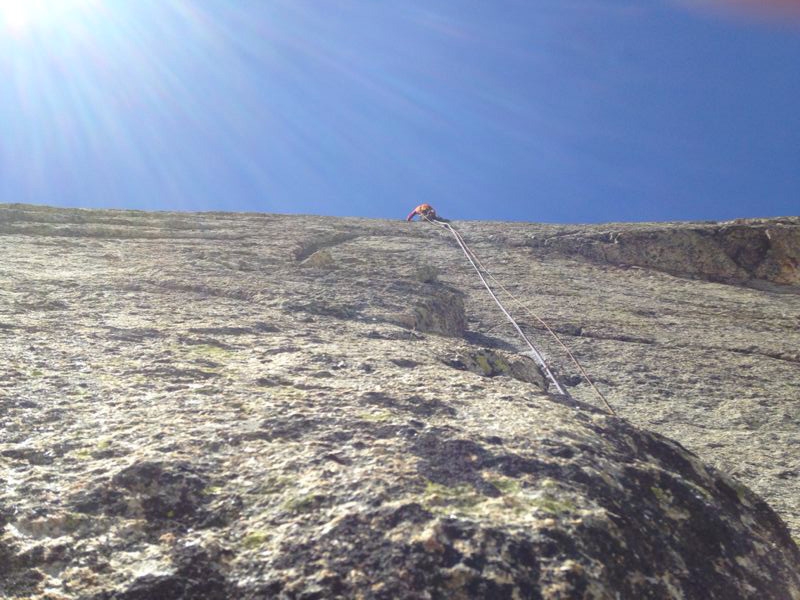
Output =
[
  {"x1": 0, "y1": 0, "x2": 37, "y2": 33},
  {"x1": 0, "y1": 0, "x2": 98, "y2": 36}
]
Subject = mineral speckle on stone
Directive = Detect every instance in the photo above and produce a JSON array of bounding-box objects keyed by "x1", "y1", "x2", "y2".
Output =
[{"x1": 1, "y1": 204, "x2": 799, "y2": 599}]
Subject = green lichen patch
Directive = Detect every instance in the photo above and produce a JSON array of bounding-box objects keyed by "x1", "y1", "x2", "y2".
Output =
[
  {"x1": 649, "y1": 485, "x2": 692, "y2": 521},
  {"x1": 358, "y1": 410, "x2": 393, "y2": 423},
  {"x1": 486, "y1": 474, "x2": 522, "y2": 495},
  {"x1": 270, "y1": 386, "x2": 306, "y2": 401},
  {"x1": 475, "y1": 352, "x2": 509, "y2": 376},
  {"x1": 71, "y1": 449, "x2": 93, "y2": 461},
  {"x1": 423, "y1": 482, "x2": 485, "y2": 513},
  {"x1": 242, "y1": 530, "x2": 271, "y2": 549},
  {"x1": 61, "y1": 512, "x2": 91, "y2": 534},
  {"x1": 528, "y1": 494, "x2": 576, "y2": 515},
  {"x1": 188, "y1": 344, "x2": 235, "y2": 359},
  {"x1": 651, "y1": 485, "x2": 671, "y2": 504},
  {"x1": 258, "y1": 476, "x2": 293, "y2": 495},
  {"x1": 282, "y1": 493, "x2": 325, "y2": 514},
  {"x1": 422, "y1": 477, "x2": 578, "y2": 522}
]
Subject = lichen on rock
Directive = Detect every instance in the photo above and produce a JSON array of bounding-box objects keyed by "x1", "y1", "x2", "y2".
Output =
[
  {"x1": 396, "y1": 285, "x2": 467, "y2": 337},
  {"x1": 1, "y1": 204, "x2": 799, "y2": 599}
]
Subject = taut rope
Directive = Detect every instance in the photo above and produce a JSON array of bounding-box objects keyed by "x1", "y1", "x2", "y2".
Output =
[{"x1": 424, "y1": 216, "x2": 616, "y2": 416}]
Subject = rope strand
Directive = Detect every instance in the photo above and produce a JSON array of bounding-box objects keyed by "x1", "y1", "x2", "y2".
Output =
[
  {"x1": 424, "y1": 216, "x2": 616, "y2": 416},
  {"x1": 424, "y1": 217, "x2": 565, "y2": 395},
  {"x1": 446, "y1": 225, "x2": 616, "y2": 416}
]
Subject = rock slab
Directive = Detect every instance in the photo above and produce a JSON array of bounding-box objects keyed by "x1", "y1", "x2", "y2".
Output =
[{"x1": 1, "y1": 204, "x2": 799, "y2": 599}]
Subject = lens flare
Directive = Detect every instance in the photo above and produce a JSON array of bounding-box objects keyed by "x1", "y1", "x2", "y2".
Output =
[
  {"x1": 0, "y1": 0, "x2": 31, "y2": 33},
  {"x1": 0, "y1": 0, "x2": 99, "y2": 36}
]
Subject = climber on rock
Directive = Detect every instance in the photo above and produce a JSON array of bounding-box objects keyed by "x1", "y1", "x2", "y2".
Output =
[{"x1": 406, "y1": 203, "x2": 449, "y2": 222}]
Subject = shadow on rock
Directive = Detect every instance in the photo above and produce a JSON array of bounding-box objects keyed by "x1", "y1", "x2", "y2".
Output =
[
  {"x1": 90, "y1": 545, "x2": 231, "y2": 600},
  {"x1": 69, "y1": 461, "x2": 216, "y2": 531}
]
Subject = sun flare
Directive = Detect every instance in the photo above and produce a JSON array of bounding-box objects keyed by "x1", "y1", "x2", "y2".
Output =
[{"x1": 0, "y1": 0, "x2": 98, "y2": 36}]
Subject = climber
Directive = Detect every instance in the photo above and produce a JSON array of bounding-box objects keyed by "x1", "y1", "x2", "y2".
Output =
[{"x1": 406, "y1": 203, "x2": 449, "y2": 222}]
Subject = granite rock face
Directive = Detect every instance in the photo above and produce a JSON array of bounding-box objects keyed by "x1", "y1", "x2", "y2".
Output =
[
  {"x1": 523, "y1": 218, "x2": 800, "y2": 286},
  {"x1": 1, "y1": 204, "x2": 799, "y2": 599}
]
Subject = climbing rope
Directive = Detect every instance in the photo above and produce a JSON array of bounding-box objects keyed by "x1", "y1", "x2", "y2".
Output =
[
  {"x1": 446, "y1": 224, "x2": 616, "y2": 416},
  {"x1": 423, "y1": 215, "x2": 616, "y2": 416}
]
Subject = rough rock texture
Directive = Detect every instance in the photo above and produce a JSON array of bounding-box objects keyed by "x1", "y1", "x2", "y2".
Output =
[
  {"x1": 1, "y1": 204, "x2": 799, "y2": 599},
  {"x1": 523, "y1": 218, "x2": 800, "y2": 286}
]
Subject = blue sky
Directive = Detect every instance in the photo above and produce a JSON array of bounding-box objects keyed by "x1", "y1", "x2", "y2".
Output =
[{"x1": 0, "y1": 1, "x2": 798, "y2": 223}]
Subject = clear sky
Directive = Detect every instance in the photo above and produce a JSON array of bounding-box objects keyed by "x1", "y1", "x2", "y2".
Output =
[{"x1": 1, "y1": 1, "x2": 798, "y2": 223}]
